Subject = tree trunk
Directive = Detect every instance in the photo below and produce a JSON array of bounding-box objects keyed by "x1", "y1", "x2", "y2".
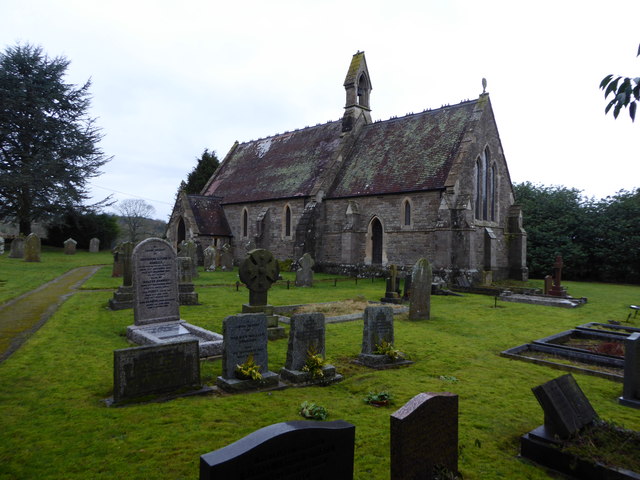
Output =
[{"x1": 19, "y1": 218, "x2": 31, "y2": 235}]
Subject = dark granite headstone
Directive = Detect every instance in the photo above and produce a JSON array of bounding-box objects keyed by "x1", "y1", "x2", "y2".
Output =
[
  {"x1": 9, "y1": 237, "x2": 24, "y2": 258},
  {"x1": 619, "y1": 332, "x2": 640, "y2": 408},
  {"x1": 390, "y1": 392, "x2": 459, "y2": 480},
  {"x1": 217, "y1": 313, "x2": 279, "y2": 391},
  {"x1": 23, "y1": 233, "x2": 41, "y2": 262},
  {"x1": 531, "y1": 374, "x2": 597, "y2": 439},
  {"x1": 409, "y1": 258, "x2": 432, "y2": 320},
  {"x1": 200, "y1": 420, "x2": 355, "y2": 480},
  {"x1": 132, "y1": 238, "x2": 180, "y2": 326},
  {"x1": 112, "y1": 340, "x2": 201, "y2": 404}
]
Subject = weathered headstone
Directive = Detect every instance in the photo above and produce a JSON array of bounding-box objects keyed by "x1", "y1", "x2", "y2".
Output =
[
  {"x1": 409, "y1": 258, "x2": 432, "y2": 320},
  {"x1": 9, "y1": 237, "x2": 24, "y2": 258},
  {"x1": 356, "y1": 306, "x2": 411, "y2": 368},
  {"x1": 111, "y1": 244, "x2": 123, "y2": 277},
  {"x1": 179, "y1": 240, "x2": 199, "y2": 279},
  {"x1": 216, "y1": 313, "x2": 279, "y2": 392},
  {"x1": 531, "y1": 374, "x2": 597, "y2": 439},
  {"x1": 619, "y1": 332, "x2": 640, "y2": 409},
  {"x1": 543, "y1": 275, "x2": 553, "y2": 295},
  {"x1": 109, "y1": 242, "x2": 135, "y2": 310},
  {"x1": 23, "y1": 233, "x2": 41, "y2": 262},
  {"x1": 89, "y1": 237, "x2": 100, "y2": 253},
  {"x1": 125, "y1": 238, "x2": 223, "y2": 357},
  {"x1": 391, "y1": 392, "x2": 459, "y2": 480},
  {"x1": 133, "y1": 238, "x2": 180, "y2": 326},
  {"x1": 0, "y1": 236, "x2": 4, "y2": 255},
  {"x1": 203, "y1": 245, "x2": 216, "y2": 271},
  {"x1": 111, "y1": 340, "x2": 207, "y2": 405},
  {"x1": 63, "y1": 237, "x2": 77, "y2": 255},
  {"x1": 200, "y1": 420, "x2": 356, "y2": 480},
  {"x1": 220, "y1": 243, "x2": 234, "y2": 270},
  {"x1": 177, "y1": 256, "x2": 199, "y2": 305},
  {"x1": 239, "y1": 249, "x2": 285, "y2": 339},
  {"x1": 548, "y1": 255, "x2": 567, "y2": 297},
  {"x1": 280, "y1": 313, "x2": 341, "y2": 385},
  {"x1": 381, "y1": 264, "x2": 402, "y2": 304},
  {"x1": 402, "y1": 274, "x2": 412, "y2": 300},
  {"x1": 295, "y1": 253, "x2": 315, "y2": 287}
]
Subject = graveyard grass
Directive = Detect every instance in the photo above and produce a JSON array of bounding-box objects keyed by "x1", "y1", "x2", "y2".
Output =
[{"x1": 1, "y1": 250, "x2": 640, "y2": 479}]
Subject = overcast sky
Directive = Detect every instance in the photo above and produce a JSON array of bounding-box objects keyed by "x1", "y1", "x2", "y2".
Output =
[{"x1": 2, "y1": 0, "x2": 639, "y2": 220}]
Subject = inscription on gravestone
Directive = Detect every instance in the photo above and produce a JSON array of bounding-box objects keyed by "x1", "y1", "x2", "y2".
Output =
[
  {"x1": 200, "y1": 420, "x2": 355, "y2": 480},
  {"x1": 220, "y1": 314, "x2": 269, "y2": 379},
  {"x1": 361, "y1": 306, "x2": 394, "y2": 354},
  {"x1": 390, "y1": 392, "x2": 459, "y2": 480},
  {"x1": 133, "y1": 238, "x2": 179, "y2": 326},
  {"x1": 113, "y1": 340, "x2": 201, "y2": 404}
]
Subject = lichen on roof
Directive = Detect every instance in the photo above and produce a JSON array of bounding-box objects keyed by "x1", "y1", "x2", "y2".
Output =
[{"x1": 344, "y1": 51, "x2": 366, "y2": 86}]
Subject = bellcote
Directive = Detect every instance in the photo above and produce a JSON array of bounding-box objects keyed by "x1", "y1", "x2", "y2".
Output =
[{"x1": 342, "y1": 51, "x2": 372, "y2": 132}]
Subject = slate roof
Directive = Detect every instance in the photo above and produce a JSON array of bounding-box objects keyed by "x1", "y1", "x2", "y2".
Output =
[
  {"x1": 187, "y1": 195, "x2": 232, "y2": 236},
  {"x1": 204, "y1": 98, "x2": 480, "y2": 203},
  {"x1": 203, "y1": 122, "x2": 343, "y2": 204},
  {"x1": 327, "y1": 100, "x2": 477, "y2": 198}
]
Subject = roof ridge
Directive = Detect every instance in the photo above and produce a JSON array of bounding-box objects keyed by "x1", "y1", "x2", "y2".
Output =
[{"x1": 238, "y1": 119, "x2": 341, "y2": 146}]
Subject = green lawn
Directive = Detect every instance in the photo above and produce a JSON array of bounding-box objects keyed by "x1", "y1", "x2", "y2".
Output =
[{"x1": 1, "y1": 250, "x2": 639, "y2": 479}]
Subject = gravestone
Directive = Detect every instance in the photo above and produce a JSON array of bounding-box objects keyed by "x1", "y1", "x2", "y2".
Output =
[
  {"x1": 402, "y1": 274, "x2": 412, "y2": 300},
  {"x1": 125, "y1": 238, "x2": 223, "y2": 357},
  {"x1": 63, "y1": 237, "x2": 77, "y2": 255},
  {"x1": 133, "y1": 238, "x2": 180, "y2": 325},
  {"x1": 111, "y1": 340, "x2": 209, "y2": 405},
  {"x1": 200, "y1": 420, "x2": 355, "y2": 480},
  {"x1": 179, "y1": 240, "x2": 199, "y2": 279},
  {"x1": 548, "y1": 255, "x2": 567, "y2": 297},
  {"x1": 203, "y1": 245, "x2": 216, "y2": 271},
  {"x1": 23, "y1": 233, "x2": 41, "y2": 262},
  {"x1": 0, "y1": 236, "x2": 4, "y2": 255},
  {"x1": 111, "y1": 244, "x2": 123, "y2": 277},
  {"x1": 89, "y1": 237, "x2": 100, "y2": 253},
  {"x1": 216, "y1": 313, "x2": 279, "y2": 392},
  {"x1": 531, "y1": 374, "x2": 597, "y2": 439},
  {"x1": 356, "y1": 306, "x2": 412, "y2": 368},
  {"x1": 409, "y1": 258, "x2": 432, "y2": 320},
  {"x1": 381, "y1": 264, "x2": 402, "y2": 304},
  {"x1": 295, "y1": 253, "x2": 315, "y2": 287},
  {"x1": 390, "y1": 392, "x2": 459, "y2": 480},
  {"x1": 280, "y1": 313, "x2": 341, "y2": 385},
  {"x1": 619, "y1": 332, "x2": 640, "y2": 408},
  {"x1": 177, "y1": 256, "x2": 199, "y2": 305},
  {"x1": 543, "y1": 275, "x2": 553, "y2": 295},
  {"x1": 220, "y1": 243, "x2": 234, "y2": 270},
  {"x1": 239, "y1": 249, "x2": 285, "y2": 340},
  {"x1": 109, "y1": 242, "x2": 135, "y2": 310},
  {"x1": 9, "y1": 237, "x2": 24, "y2": 258}
]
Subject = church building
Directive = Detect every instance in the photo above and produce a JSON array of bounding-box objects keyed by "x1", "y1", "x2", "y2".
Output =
[{"x1": 167, "y1": 52, "x2": 527, "y2": 284}]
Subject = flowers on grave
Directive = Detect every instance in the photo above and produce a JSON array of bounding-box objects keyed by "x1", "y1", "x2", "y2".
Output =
[
  {"x1": 299, "y1": 401, "x2": 328, "y2": 421},
  {"x1": 301, "y1": 347, "x2": 326, "y2": 379},
  {"x1": 235, "y1": 354, "x2": 262, "y2": 381},
  {"x1": 374, "y1": 340, "x2": 404, "y2": 360},
  {"x1": 364, "y1": 391, "x2": 392, "y2": 407}
]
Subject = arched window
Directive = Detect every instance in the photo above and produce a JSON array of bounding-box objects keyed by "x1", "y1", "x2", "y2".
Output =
[
  {"x1": 488, "y1": 163, "x2": 496, "y2": 221},
  {"x1": 366, "y1": 217, "x2": 384, "y2": 265},
  {"x1": 242, "y1": 208, "x2": 248, "y2": 237},
  {"x1": 357, "y1": 73, "x2": 370, "y2": 109},
  {"x1": 177, "y1": 217, "x2": 186, "y2": 247},
  {"x1": 476, "y1": 147, "x2": 496, "y2": 221},
  {"x1": 402, "y1": 198, "x2": 412, "y2": 227},
  {"x1": 284, "y1": 204, "x2": 292, "y2": 238},
  {"x1": 475, "y1": 156, "x2": 485, "y2": 219}
]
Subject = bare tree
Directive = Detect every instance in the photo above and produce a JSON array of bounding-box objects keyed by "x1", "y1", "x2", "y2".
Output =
[{"x1": 116, "y1": 199, "x2": 155, "y2": 242}]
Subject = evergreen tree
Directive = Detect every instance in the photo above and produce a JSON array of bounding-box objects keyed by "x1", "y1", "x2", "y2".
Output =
[
  {"x1": 184, "y1": 149, "x2": 219, "y2": 194},
  {"x1": 0, "y1": 44, "x2": 110, "y2": 234}
]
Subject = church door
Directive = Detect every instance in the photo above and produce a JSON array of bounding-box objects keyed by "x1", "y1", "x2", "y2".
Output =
[
  {"x1": 177, "y1": 217, "x2": 186, "y2": 247},
  {"x1": 371, "y1": 218, "x2": 383, "y2": 264}
]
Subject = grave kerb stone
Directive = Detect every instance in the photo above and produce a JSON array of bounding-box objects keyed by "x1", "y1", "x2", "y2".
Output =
[
  {"x1": 200, "y1": 420, "x2": 355, "y2": 480},
  {"x1": 390, "y1": 392, "x2": 459, "y2": 480}
]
